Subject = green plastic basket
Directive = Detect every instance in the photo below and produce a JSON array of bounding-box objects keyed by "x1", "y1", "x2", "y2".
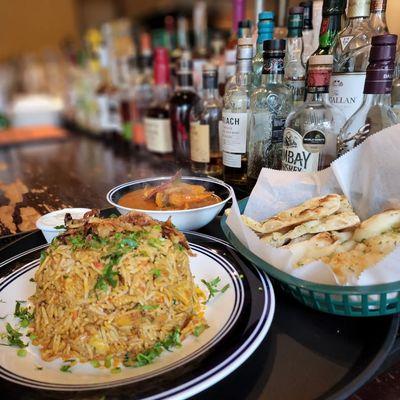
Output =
[{"x1": 221, "y1": 198, "x2": 400, "y2": 317}]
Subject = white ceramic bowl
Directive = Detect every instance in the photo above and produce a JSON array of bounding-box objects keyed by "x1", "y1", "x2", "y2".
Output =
[
  {"x1": 36, "y1": 208, "x2": 91, "y2": 243},
  {"x1": 106, "y1": 176, "x2": 233, "y2": 231}
]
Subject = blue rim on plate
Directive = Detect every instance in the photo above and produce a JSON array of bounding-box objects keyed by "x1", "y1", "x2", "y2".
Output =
[{"x1": 0, "y1": 232, "x2": 275, "y2": 399}]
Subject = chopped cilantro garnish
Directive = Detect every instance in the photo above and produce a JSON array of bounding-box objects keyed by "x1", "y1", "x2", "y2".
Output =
[
  {"x1": 150, "y1": 269, "x2": 161, "y2": 278},
  {"x1": 14, "y1": 300, "x2": 34, "y2": 328},
  {"x1": 104, "y1": 356, "x2": 112, "y2": 369},
  {"x1": 148, "y1": 238, "x2": 163, "y2": 248},
  {"x1": 90, "y1": 360, "x2": 101, "y2": 368},
  {"x1": 69, "y1": 234, "x2": 86, "y2": 250},
  {"x1": 201, "y1": 277, "x2": 230, "y2": 303},
  {"x1": 139, "y1": 304, "x2": 159, "y2": 311},
  {"x1": 40, "y1": 250, "x2": 47, "y2": 263},
  {"x1": 60, "y1": 364, "x2": 72, "y2": 373},
  {"x1": 17, "y1": 349, "x2": 27, "y2": 357},
  {"x1": 5, "y1": 323, "x2": 27, "y2": 348},
  {"x1": 193, "y1": 324, "x2": 208, "y2": 337},
  {"x1": 123, "y1": 328, "x2": 181, "y2": 368},
  {"x1": 54, "y1": 225, "x2": 66, "y2": 230}
]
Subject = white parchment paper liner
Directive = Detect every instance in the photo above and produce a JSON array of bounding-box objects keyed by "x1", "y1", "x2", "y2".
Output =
[{"x1": 227, "y1": 124, "x2": 400, "y2": 286}]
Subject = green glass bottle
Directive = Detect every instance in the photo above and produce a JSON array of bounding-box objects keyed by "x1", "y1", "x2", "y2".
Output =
[{"x1": 313, "y1": 0, "x2": 347, "y2": 55}]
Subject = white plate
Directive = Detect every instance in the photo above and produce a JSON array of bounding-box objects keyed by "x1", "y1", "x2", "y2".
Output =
[{"x1": 0, "y1": 233, "x2": 275, "y2": 399}]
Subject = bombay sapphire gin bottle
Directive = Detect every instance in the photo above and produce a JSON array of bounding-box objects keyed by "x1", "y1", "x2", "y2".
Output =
[
  {"x1": 282, "y1": 55, "x2": 346, "y2": 172},
  {"x1": 222, "y1": 37, "x2": 253, "y2": 186},
  {"x1": 339, "y1": 34, "x2": 398, "y2": 155},
  {"x1": 248, "y1": 39, "x2": 293, "y2": 181}
]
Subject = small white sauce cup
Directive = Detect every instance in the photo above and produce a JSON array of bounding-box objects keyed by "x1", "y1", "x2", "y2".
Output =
[{"x1": 36, "y1": 208, "x2": 91, "y2": 243}]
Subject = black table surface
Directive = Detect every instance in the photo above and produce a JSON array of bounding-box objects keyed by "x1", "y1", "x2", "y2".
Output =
[{"x1": 0, "y1": 131, "x2": 399, "y2": 400}]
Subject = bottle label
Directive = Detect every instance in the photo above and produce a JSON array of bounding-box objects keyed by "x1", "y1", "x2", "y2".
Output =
[
  {"x1": 340, "y1": 35, "x2": 353, "y2": 50},
  {"x1": 329, "y1": 72, "x2": 366, "y2": 119},
  {"x1": 272, "y1": 117, "x2": 286, "y2": 144},
  {"x1": 287, "y1": 80, "x2": 305, "y2": 104},
  {"x1": 190, "y1": 123, "x2": 210, "y2": 163},
  {"x1": 282, "y1": 128, "x2": 319, "y2": 172},
  {"x1": 222, "y1": 112, "x2": 248, "y2": 153},
  {"x1": 144, "y1": 118, "x2": 173, "y2": 153},
  {"x1": 97, "y1": 95, "x2": 121, "y2": 131},
  {"x1": 307, "y1": 68, "x2": 331, "y2": 93},
  {"x1": 223, "y1": 152, "x2": 241, "y2": 168}
]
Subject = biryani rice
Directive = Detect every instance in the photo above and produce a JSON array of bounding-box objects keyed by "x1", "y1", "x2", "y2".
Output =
[{"x1": 29, "y1": 211, "x2": 205, "y2": 364}]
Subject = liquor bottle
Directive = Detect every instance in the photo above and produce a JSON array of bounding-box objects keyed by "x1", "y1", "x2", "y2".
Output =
[
  {"x1": 95, "y1": 46, "x2": 122, "y2": 139},
  {"x1": 226, "y1": 0, "x2": 246, "y2": 53},
  {"x1": 193, "y1": 1, "x2": 209, "y2": 91},
  {"x1": 285, "y1": 7, "x2": 306, "y2": 107},
  {"x1": 131, "y1": 32, "x2": 153, "y2": 147},
  {"x1": 252, "y1": 11, "x2": 275, "y2": 88},
  {"x1": 222, "y1": 38, "x2": 253, "y2": 185},
  {"x1": 312, "y1": 0, "x2": 324, "y2": 55},
  {"x1": 223, "y1": 20, "x2": 253, "y2": 97},
  {"x1": 249, "y1": 39, "x2": 293, "y2": 181},
  {"x1": 392, "y1": 51, "x2": 400, "y2": 119},
  {"x1": 171, "y1": 16, "x2": 190, "y2": 63},
  {"x1": 370, "y1": 0, "x2": 389, "y2": 35},
  {"x1": 170, "y1": 52, "x2": 201, "y2": 165},
  {"x1": 330, "y1": 0, "x2": 374, "y2": 119},
  {"x1": 190, "y1": 65, "x2": 223, "y2": 177},
  {"x1": 300, "y1": 1, "x2": 315, "y2": 65},
  {"x1": 313, "y1": 0, "x2": 347, "y2": 56},
  {"x1": 338, "y1": 34, "x2": 399, "y2": 155},
  {"x1": 144, "y1": 48, "x2": 173, "y2": 155},
  {"x1": 282, "y1": 55, "x2": 346, "y2": 172}
]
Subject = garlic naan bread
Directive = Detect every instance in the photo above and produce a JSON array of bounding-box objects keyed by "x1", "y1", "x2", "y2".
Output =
[{"x1": 242, "y1": 194, "x2": 342, "y2": 234}]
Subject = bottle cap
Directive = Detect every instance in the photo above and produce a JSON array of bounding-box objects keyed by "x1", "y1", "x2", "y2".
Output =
[
  {"x1": 259, "y1": 11, "x2": 274, "y2": 21},
  {"x1": 308, "y1": 54, "x2": 333, "y2": 65},
  {"x1": 300, "y1": 1, "x2": 313, "y2": 30},
  {"x1": 365, "y1": 34, "x2": 398, "y2": 94},
  {"x1": 348, "y1": 0, "x2": 371, "y2": 18},
  {"x1": 322, "y1": 0, "x2": 346, "y2": 15},
  {"x1": 288, "y1": 6, "x2": 304, "y2": 37},
  {"x1": 263, "y1": 39, "x2": 286, "y2": 52},
  {"x1": 153, "y1": 48, "x2": 170, "y2": 85},
  {"x1": 289, "y1": 6, "x2": 304, "y2": 15}
]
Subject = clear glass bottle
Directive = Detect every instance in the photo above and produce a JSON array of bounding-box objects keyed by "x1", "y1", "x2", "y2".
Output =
[
  {"x1": 249, "y1": 39, "x2": 293, "y2": 181},
  {"x1": 170, "y1": 53, "x2": 201, "y2": 165},
  {"x1": 193, "y1": 1, "x2": 209, "y2": 91},
  {"x1": 222, "y1": 38, "x2": 253, "y2": 186},
  {"x1": 313, "y1": 0, "x2": 347, "y2": 56},
  {"x1": 190, "y1": 65, "x2": 223, "y2": 177},
  {"x1": 300, "y1": 1, "x2": 315, "y2": 65},
  {"x1": 282, "y1": 55, "x2": 346, "y2": 172},
  {"x1": 370, "y1": 0, "x2": 389, "y2": 35},
  {"x1": 330, "y1": 0, "x2": 374, "y2": 120},
  {"x1": 252, "y1": 11, "x2": 275, "y2": 88},
  {"x1": 339, "y1": 34, "x2": 399, "y2": 155},
  {"x1": 392, "y1": 49, "x2": 400, "y2": 119},
  {"x1": 144, "y1": 48, "x2": 173, "y2": 156},
  {"x1": 285, "y1": 7, "x2": 306, "y2": 107}
]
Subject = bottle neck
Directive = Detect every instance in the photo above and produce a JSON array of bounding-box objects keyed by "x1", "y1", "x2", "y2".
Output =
[
  {"x1": 261, "y1": 72, "x2": 284, "y2": 85},
  {"x1": 202, "y1": 87, "x2": 219, "y2": 99},
  {"x1": 153, "y1": 84, "x2": 170, "y2": 103},
  {"x1": 257, "y1": 30, "x2": 274, "y2": 45},
  {"x1": 236, "y1": 71, "x2": 252, "y2": 86},
  {"x1": 286, "y1": 37, "x2": 303, "y2": 63},
  {"x1": 318, "y1": 13, "x2": 342, "y2": 51},
  {"x1": 370, "y1": 11, "x2": 388, "y2": 31},
  {"x1": 305, "y1": 91, "x2": 328, "y2": 103},
  {"x1": 177, "y1": 74, "x2": 194, "y2": 91},
  {"x1": 363, "y1": 93, "x2": 392, "y2": 106},
  {"x1": 347, "y1": 15, "x2": 369, "y2": 26}
]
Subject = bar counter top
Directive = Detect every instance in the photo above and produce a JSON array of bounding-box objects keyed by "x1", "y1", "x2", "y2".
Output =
[{"x1": 0, "y1": 130, "x2": 399, "y2": 400}]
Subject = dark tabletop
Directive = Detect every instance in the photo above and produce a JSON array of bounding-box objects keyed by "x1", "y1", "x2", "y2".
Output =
[{"x1": 0, "y1": 130, "x2": 399, "y2": 400}]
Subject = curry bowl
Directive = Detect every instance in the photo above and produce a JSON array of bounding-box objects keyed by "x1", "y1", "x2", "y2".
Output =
[{"x1": 106, "y1": 176, "x2": 233, "y2": 231}]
